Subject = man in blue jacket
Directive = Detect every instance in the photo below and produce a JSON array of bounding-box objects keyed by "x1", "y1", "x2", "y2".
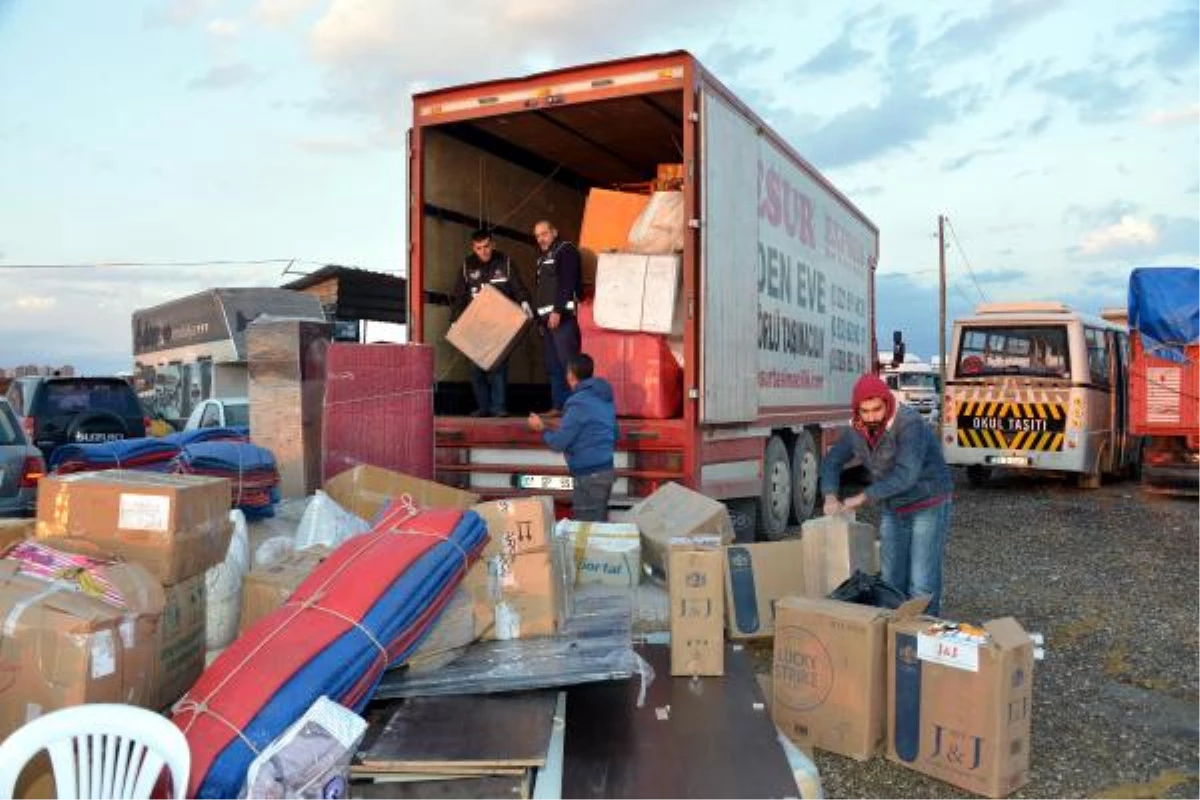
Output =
[
  {"x1": 820, "y1": 373, "x2": 954, "y2": 614},
  {"x1": 528, "y1": 354, "x2": 618, "y2": 521}
]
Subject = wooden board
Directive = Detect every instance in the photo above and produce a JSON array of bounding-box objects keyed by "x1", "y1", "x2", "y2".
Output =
[
  {"x1": 356, "y1": 692, "x2": 557, "y2": 773},
  {"x1": 562, "y1": 644, "x2": 798, "y2": 799},
  {"x1": 350, "y1": 774, "x2": 529, "y2": 800}
]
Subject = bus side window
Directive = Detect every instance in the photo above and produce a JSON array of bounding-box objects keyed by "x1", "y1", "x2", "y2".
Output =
[{"x1": 1085, "y1": 327, "x2": 1109, "y2": 388}]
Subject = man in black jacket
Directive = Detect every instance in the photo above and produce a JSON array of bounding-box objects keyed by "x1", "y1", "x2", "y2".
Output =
[
  {"x1": 451, "y1": 228, "x2": 533, "y2": 417},
  {"x1": 532, "y1": 220, "x2": 582, "y2": 415}
]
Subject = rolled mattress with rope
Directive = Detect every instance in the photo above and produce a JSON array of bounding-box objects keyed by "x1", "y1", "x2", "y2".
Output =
[{"x1": 173, "y1": 501, "x2": 488, "y2": 798}]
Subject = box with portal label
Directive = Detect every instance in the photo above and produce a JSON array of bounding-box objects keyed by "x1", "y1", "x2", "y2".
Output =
[
  {"x1": 35, "y1": 471, "x2": 233, "y2": 586},
  {"x1": 887, "y1": 615, "x2": 1034, "y2": 798}
]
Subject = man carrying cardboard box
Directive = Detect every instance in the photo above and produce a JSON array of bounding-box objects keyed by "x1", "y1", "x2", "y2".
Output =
[
  {"x1": 450, "y1": 228, "x2": 533, "y2": 417},
  {"x1": 820, "y1": 374, "x2": 954, "y2": 614}
]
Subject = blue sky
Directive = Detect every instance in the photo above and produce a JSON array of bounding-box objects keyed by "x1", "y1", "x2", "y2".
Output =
[{"x1": 0, "y1": 0, "x2": 1196, "y2": 373}]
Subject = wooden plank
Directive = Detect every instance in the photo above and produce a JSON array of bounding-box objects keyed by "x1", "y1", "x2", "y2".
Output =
[
  {"x1": 350, "y1": 774, "x2": 528, "y2": 799},
  {"x1": 357, "y1": 692, "x2": 557, "y2": 772},
  {"x1": 562, "y1": 644, "x2": 798, "y2": 799}
]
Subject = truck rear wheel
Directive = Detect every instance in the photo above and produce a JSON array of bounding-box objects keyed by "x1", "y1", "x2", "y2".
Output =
[
  {"x1": 790, "y1": 431, "x2": 819, "y2": 524},
  {"x1": 758, "y1": 436, "x2": 792, "y2": 541},
  {"x1": 966, "y1": 465, "x2": 989, "y2": 487}
]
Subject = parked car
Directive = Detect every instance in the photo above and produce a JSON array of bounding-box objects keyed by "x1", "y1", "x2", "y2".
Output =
[
  {"x1": 19, "y1": 377, "x2": 148, "y2": 463},
  {"x1": 3, "y1": 375, "x2": 45, "y2": 417},
  {"x1": 0, "y1": 399, "x2": 45, "y2": 517},
  {"x1": 184, "y1": 397, "x2": 250, "y2": 431}
]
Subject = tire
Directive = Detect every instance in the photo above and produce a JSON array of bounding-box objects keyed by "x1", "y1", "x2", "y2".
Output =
[
  {"x1": 66, "y1": 411, "x2": 130, "y2": 443},
  {"x1": 758, "y1": 436, "x2": 792, "y2": 541},
  {"x1": 790, "y1": 430, "x2": 819, "y2": 524},
  {"x1": 966, "y1": 465, "x2": 989, "y2": 487}
]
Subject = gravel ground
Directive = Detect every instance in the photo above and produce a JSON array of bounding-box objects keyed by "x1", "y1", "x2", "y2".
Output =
[{"x1": 774, "y1": 470, "x2": 1199, "y2": 799}]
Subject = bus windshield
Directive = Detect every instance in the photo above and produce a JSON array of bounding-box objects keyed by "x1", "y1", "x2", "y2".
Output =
[{"x1": 955, "y1": 325, "x2": 1071, "y2": 379}]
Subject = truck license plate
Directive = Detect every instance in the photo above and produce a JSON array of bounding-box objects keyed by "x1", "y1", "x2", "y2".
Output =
[
  {"x1": 517, "y1": 474, "x2": 574, "y2": 491},
  {"x1": 986, "y1": 455, "x2": 1031, "y2": 466}
]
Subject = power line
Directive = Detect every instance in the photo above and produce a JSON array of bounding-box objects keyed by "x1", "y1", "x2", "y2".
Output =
[{"x1": 943, "y1": 217, "x2": 988, "y2": 303}]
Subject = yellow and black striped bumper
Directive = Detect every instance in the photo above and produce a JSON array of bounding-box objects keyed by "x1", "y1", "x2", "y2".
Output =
[{"x1": 955, "y1": 401, "x2": 1067, "y2": 451}]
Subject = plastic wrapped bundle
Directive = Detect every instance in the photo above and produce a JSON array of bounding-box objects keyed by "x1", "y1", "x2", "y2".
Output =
[
  {"x1": 174, "y1": 503, "x2": 489, "y2": 798},
  {"x1": 164, "y1": 427, "x2": 250, "y2": 447}
]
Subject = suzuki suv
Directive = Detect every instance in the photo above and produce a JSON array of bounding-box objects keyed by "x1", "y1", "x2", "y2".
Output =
[{"x1": 20, "y1": 377, "x2": 148, "y2": 463}]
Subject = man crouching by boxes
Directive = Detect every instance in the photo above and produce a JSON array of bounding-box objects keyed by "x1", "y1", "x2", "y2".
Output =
[{"x1": 528, "y1": 354, "x2": 617, "y2": 521}]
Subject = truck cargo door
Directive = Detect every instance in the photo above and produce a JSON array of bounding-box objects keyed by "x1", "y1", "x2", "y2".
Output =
[{"x1": 701, "y1": 89, "x2": 760, "y2": 423}]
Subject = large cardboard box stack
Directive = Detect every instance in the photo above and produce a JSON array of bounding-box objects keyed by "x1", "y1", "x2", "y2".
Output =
[
  {"x1": 323, "y1": 465, "x2": 480, "y2": 523},
  {"x1": 799, "y1": 515, "x2": 876, "y2": 597},
  {"x1": 445, "y1": 284, "x2": 530, "y2": 371},
  {"x1": 469, "y1": 497, "x2": 560, "y2": 641},
  {"x1": 0, "y1": 518, "x2": 34, "y2": 553},
  {"x1": 887, "y1": 615, "x2": 1034, "y2": 798},
  {"x1": 0, "y1": 548, "x2": 164, "y2": 739},
  {"x1": 772, "y1": 596, "x2": 926, "y2": 761},
  {"x1": 35, "y1": 470, "x2": 234, "y2": 709},
  {"x1": 248, "y1": 317, "x2": 332, "y2": 499},
  {"x1": 631, "y1": 482, "x2": 735, "y2": 579},
  {"x1": 722, "y1": 540, "x2": 806, "y2": 640},
  {"x1": 669, "y1": 539, "x2": 725, "y2": 676},
  {"x1": 239, "y1": 546, "x2": 334, "y2": 634}
]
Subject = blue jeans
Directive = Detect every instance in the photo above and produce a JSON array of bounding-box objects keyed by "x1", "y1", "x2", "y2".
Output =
[
  {"x1": 880, "y1": 500, "x2": 951, "y2": 616},
  {"x1": 469, "y1": 360, "x2": 508, "y2": 415},
  {"x1": 542, "y1": 315, "x2": 581, "y2": 411}
]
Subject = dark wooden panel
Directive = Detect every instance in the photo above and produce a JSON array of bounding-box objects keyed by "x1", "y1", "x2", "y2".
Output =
[
  {"x1": 357, "y1": 692, "x2": 557, "y2": 770},
  {"x1": 563, "y1": 645, "x2": 798, "y2": 799},
  {"x1": 350, "y1": 775, "x2": 528, "y2": 800}
]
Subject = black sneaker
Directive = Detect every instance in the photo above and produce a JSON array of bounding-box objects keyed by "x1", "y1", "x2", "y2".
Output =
[
  {"x1": 492, "y1": 410, "x2": 510, "y2": 418},
  {"x1": 469, "y1": 409, "x2": 489, "y2": 418}
]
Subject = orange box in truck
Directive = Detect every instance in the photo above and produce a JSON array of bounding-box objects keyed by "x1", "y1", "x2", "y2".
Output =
[{"x1": 408, "y1": 51, "x2": 879, "y2": 538}]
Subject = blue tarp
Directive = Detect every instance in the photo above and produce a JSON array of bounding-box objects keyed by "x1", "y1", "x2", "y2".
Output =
[
  {"x1": 163, "y1": 427, "x2": 250, "y2": 447},
  {"x1": 47, "y1": 437, "x2": 181, "y2": 470},
  {"x1": 1128, "y1": 267, "x2": 1200, "y2": 362}
]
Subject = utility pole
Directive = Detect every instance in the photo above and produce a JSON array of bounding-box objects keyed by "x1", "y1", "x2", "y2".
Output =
[{"x1": 938, "y1": 214, "x2": 947, "y2": 438}]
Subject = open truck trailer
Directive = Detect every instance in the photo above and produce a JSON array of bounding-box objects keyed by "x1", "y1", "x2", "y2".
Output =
[{"x1": 408, "y1": 51, "x2": 878, "y2": 538}]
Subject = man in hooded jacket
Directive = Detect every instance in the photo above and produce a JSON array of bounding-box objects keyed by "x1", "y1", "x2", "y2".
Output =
[
  {"x1": 528, "y1": 353, "x2": 618, "y2": 521},
  {"x1": 819, "y1": 373, "x2": 954, "y2": 614}
]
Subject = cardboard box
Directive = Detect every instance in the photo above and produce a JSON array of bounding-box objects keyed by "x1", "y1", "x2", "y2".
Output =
[
  {"x1": 722, "y1": 540, "x2": 806, "y2": 639},
  {"x1": 239, "y1": 546, "x2": 333, "y2": 634},
  {"x1": 0, "y1": 518, "x2": 34, "y2": 554},
  {"x1": 632, "y1": 482, "x2": 735, "y2": 579},
  {"x1": 555, "y1": 519, "x2": 641, "y2": 588},
  {"x1": 248, "y1": 317, "x2": 331, "y2": 499},
  {"x1": 155, "y1": 572, "x2": 206, "y2": 710},
  {"x1": 799, "y1": 515, "x2": 875, "y2": 598},
  {"x1": 405, "y1": 587, "x2": 476, "y2": 674},
  {"x1": 472, "y1": 496, "x2": 555, "y2": 558},
  {"x1": 468, "y1": 550, "x2": 560, "y2": 641},
  {"x1": 593, "y1": 253, "x2": 682, "y2": 335},
  {"x1": 445, "y1": 284, "x2": 530, "y2": 371},
  {"x1": 669, "y1": 542, "x2": 725, "y2": 676},
  {"x1": 0, "y1": 557, "x2": 163, "y2": 739},
  {"x1": 887, "y1": 615, "x2": 1034, "y2": 798},
  {"x1": 323, "y1": 465, "x2": 479, "y2": 523},
  {"x1": 36, "y1": 471, "x2": 234, "y2": 586},
  {"x1": 773, "y1": 596, "x2": 926, "y2": 761}
]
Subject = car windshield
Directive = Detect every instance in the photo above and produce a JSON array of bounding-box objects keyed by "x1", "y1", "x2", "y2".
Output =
[
  {"x1": 955, "y1": 325, "x2": 1070, "y2": 379},
  {"x1": 0, "y1": 406, "x2": 20, "y2": 445},
  {"x1": 224, "y1": 403, "x2": 250, "y2": 427},
  {"x1": 39, "y1": 381, "x2": 142, "y2": 417}
]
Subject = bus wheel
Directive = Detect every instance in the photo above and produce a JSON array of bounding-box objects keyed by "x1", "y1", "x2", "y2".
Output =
[
  {"x1": 758, "y1": 436, "x2": 793, "y2": 541},
  {"x1": 966, "y1": 465, "x2": 989, "y2": 487},
  {"x1": 791, "y1": 431, "x2": 819, "y2": 524}
]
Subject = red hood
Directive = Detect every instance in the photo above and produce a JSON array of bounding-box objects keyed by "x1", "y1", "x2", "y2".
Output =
[{"x1": 851, "y1": 374, "x2": 896, "y2": 425}]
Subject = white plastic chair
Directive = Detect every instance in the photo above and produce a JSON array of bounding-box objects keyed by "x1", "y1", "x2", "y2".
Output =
[{"x1": 0, "y1": 704, "x2": 190, "y2": 800}]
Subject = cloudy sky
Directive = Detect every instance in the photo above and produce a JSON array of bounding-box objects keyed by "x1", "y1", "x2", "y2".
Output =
[{"x1": 0, "y1": 0, "x2": 1196, "y2": 373}]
